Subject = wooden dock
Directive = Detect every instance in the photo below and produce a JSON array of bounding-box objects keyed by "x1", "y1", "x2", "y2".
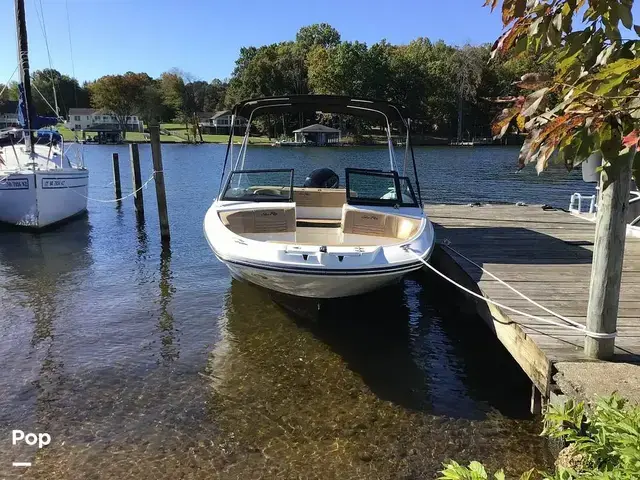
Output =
[{"x1": 425, "y1": 204, "x2": 640, "y2": 400}]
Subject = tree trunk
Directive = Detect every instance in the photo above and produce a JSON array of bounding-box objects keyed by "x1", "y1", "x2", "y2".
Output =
[
  {"x1": 457, "y1": 88, "x2": 463, "y2": 143},
  {"x1": 195, "y1": 114, "x2": 203, "y2": 143},
  {"x1": 585, "y1": 149, "x2": 635, "y2": 359}
]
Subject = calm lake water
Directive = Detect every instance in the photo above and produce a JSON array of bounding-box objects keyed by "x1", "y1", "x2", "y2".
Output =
[{"x1": 0, "y1": 145, "x2": 584, "y2": 479}]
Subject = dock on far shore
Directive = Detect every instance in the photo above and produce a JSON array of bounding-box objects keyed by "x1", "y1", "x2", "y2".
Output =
[{"x1": 425, "y1": 203, "x2": 640, "y2": 409}]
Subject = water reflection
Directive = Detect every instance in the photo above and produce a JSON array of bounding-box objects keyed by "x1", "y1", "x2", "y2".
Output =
[
  {"x1": 270, "y1": 282, "x2": 433, "y2": 412},
  {"x1": 157, "y1": 244, "x2": 178, "y2": 363},
  {"x1": 0, "y1": 217, "x2": 94, "y2": 469},
  {"x1": 202, "y1": 278, "x2": 550, "y2": 478}
]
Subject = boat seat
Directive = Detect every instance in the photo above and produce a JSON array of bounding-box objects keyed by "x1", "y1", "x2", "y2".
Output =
[
  {"x1": 219, "y1": 207, "x2": 296, "y2": 234},
  {"x1": 341, "y1": 208, "x2": 420, "y2": 240},
  {"x1": 292, "y1": 188, "x2": 347, "y2": 207},
  {"x1": 293, "y1": 187, "x2": 347, "y2": 220}
]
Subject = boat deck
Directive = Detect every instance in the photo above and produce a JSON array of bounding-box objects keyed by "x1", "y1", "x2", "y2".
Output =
[{"x1": 425, "y1": 203, "x2": 640, "y2": 396}]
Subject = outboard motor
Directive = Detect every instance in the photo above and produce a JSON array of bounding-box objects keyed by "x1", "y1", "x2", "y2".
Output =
[{"x1": 303, "y1": 168, "x2": 339, "y2": 188}]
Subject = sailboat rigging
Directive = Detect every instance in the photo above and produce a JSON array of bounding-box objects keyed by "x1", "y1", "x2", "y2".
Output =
[{"x1": 0, "y1": 0, "x2": 89, "y2": 229}]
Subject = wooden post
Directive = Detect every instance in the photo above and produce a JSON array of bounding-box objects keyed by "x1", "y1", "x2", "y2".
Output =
[
  {"x1": 112, "y1": 152, "x2": 122, "y2": 199},
  {"x1": 530, "y1": 384, "x2": 543, "y2": 415},
  {"x1": 585, "y1": 149, "x2": 635, "y2": 359},
  {"x1": 149, "y1": 124, "x2": 170, "y2": 240},
  {"x1": 130, "y1": 143, "x2": 144, "y2": 214}
]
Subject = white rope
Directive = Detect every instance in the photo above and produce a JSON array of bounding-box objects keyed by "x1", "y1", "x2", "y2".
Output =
[
  {"x1": 69, "y1": 170, "x2": 157, "y2": 203},
  {"x1": 441, "y1": 240, "x2": 587, "y2": 330},
  {"x1": 405, "y1": 246, "x2": 616, "y2": 340},
  {"x1": 30, "y1": 82, "x2": 65, "y2": 122},
  {"x1": 33, "y1": 0, "x2": 60, "y2": 116},
  {"x1": 0, "y1": 65, "x2": 19, "y2": 99}
]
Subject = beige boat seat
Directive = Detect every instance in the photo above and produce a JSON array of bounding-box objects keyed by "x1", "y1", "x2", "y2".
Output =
[
  {"x1": 341, "y1": 208, "x2": 421, "y2": 240},
  {"x1": 293, "y1": 188, "x2": 346, "y2": 207},
  {"x1": 293, "y1": 187, "x2": 350, "y2": 220},
  {"x1": 219, "y1": 207, "x2": 296, "y2": 234}
]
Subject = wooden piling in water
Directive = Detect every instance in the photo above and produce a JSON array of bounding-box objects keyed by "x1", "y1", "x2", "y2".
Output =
[
  {"x1": 129, "y1": 143, "x2": 144, "y2": 214},
  {"x1": 112, "y1": 152, "x2": 122, "y2": 199},
  {"x1": 149, "y1": 124, "x2": 170, "y2": 240}
]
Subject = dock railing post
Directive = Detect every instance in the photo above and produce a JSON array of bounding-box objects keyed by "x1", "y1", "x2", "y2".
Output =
[
  {"x1": 130, "y1": 143, "x2": 144, "y2": 215},
  {"x1": 112, "y1": 152, "x2": 122, "y2": 199},
  {"x1": 149, "y1": 123, "x2": 170, "y2": 241},
  {"x1": 585, "y1": 148, "x2": 634, "y2": 359}
]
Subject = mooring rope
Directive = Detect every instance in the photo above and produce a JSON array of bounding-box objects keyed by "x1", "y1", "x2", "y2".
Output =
[
  {"x1": 67, "y1": 170, "x2": 158, "y2": 203},
  {"x1": 404, "y1": 245, "x2": 616, "y2": 340},
  {"x1": 441, "y1": 240, "x2": 588, "y2": 331}
]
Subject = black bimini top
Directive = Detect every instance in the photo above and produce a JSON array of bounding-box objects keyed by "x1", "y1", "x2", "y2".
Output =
[{"x1": 231, "y1": 95, "x2": 409, "y2": 126}]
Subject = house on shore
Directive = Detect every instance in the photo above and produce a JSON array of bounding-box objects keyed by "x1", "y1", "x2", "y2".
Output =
[
  {"x1": 65, "y1": 108, "x2": 144, "y2": 133},
  {"x1": 199, "y1": 111, "x2": 248, "y2": 135},
  {"x1": 293, "y1": 124, "x2": 341, "y2": 146},
  {"x1": 0, "y1": 101, "x2": 19, "y2": 129}
]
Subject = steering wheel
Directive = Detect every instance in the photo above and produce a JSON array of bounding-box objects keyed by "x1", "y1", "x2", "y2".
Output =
[{"x1": 252, "y1": 188, "x2": 282, "y2": 196}]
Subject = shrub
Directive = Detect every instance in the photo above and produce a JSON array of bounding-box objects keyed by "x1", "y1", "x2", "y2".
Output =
[{"x1": 440, "y1": 395, "x2": 640, "y2": 480}]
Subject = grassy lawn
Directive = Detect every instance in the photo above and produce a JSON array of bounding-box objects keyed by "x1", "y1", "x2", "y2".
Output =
[
  {"x1": 54, "y1": 123, "x2": 270, "y2": 144},
  {"x1": 159, "y1": 124, "x2": 272, "y2": 144}
]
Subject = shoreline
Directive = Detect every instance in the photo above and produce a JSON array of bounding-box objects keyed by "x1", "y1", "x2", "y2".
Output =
[{"x1": 90, "y1": 139, "x2": 520, "y2": 147}]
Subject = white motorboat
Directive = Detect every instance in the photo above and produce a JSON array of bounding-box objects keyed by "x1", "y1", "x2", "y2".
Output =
[
  {"x1": 0, "y1": 0, "x2": 88, "y2": 229},
  {"x1": 203, "y1": 95, "x2": 435, "y2": 298}
]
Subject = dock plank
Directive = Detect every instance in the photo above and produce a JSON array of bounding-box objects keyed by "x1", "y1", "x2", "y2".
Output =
[{"x1": 425, "y1": 204, "x2": 640, "y2": 394}]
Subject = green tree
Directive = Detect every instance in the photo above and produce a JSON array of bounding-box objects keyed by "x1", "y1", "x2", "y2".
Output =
[
  {"x1": 137, "y1": 81, "x2": 165, "y2": 125},
  {"x1": 31, "y1": 69, "x2": 89, "y2": 117},
  {"x1": 296, "y1": 23, "x2": 341, "y2": 50},
  {"x1": 0, "y1": 81, "x2": 19, "y2": 102},
  {"x1": 485, "y1": 0, "x2": 639, "y2": 358},
  {"x1": 160, "y1": 70, "x2": 206, "y2": 142},
  {"x1": 452, "y1": 45, "x2": 488, "y2": 142},
  {"x1": 205, "y1": 79, "x2": 228, "y2": 112},
  {"x1": 88, "y1": 72, "x2": 152, "y2": 138}
]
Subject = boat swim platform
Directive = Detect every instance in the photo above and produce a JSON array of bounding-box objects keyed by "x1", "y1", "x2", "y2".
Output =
[{"x1": 424, "y1": 203, "x2": 640, "y2": 403}]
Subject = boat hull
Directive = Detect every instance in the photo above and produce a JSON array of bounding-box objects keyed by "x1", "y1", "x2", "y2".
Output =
[
  {"x1": 225, "y1": 260, "x2": 419, "y2": 298},
  {"x1": 0, "y1": 170, "x2": 89, "y2": 228}
]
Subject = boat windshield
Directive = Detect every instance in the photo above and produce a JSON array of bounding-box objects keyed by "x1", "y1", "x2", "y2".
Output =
[
  {"x1": 221, "y1": 169, "x2": 294, "y2": 202},
  {"x1": 345, "y1": 169, "x2": 419, "y2": 207}
]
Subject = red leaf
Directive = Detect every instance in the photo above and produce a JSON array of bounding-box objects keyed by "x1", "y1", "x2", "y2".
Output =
[{"x1": 623, "y1": 130, "x2": 639, "y2": 149}]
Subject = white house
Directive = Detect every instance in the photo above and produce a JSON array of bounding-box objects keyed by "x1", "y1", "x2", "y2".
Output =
[
  {"x1": 65, "y1": 108, "x2": 144, "y2": 132},
  {"x1": 0, "y1": 101, "x2": 19, "y2": 129},
  {"x1": 199, "y1": 111, "x2": 248, "y2": 134}
]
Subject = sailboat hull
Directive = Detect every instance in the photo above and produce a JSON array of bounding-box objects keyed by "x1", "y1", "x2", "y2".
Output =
[{"x1": 0, "y1": 170, "x2": 89, "y2": 228}]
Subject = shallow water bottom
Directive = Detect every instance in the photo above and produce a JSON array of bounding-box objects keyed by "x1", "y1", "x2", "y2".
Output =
[{"x1": 1, "y1": 273, "x2": 553, "y2": 480}]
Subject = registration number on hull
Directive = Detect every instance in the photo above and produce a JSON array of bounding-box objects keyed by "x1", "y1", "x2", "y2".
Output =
[{"x1": 0, "y1": 177, "x2": 29, "y2": 190}]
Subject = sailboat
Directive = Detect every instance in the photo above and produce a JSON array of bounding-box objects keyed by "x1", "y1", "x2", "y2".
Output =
[{"x1": 0, "y1": 0, "x2": 89, "y2": 229}]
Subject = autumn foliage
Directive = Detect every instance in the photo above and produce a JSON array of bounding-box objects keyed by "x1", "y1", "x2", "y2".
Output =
[{"x1": 485, "y1": 0, "x2": 639, "y2": 174}]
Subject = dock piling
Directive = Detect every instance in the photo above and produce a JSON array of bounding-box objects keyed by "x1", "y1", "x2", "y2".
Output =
[
  {"x1": 585, "y1": 151, "x2": 634, "y2": 359},
  {"x1": 149, "y1": 124, "x2": 170, "y2": 240},
  {"x1": 112, "y1": 152, "x2": 122, "y2": 199},
  {"x1": 129, "y1": 143, "x2": 144, "y2": 214}
]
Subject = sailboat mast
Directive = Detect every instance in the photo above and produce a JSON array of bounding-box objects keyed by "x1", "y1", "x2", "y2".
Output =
[{"x1": 15, "y1": 0, "x2": 35, "y2": 151}]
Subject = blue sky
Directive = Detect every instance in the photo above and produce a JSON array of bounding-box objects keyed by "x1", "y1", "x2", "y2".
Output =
[{"x1": 0, "y1": 0, "x2": 637, "y2": 84}]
